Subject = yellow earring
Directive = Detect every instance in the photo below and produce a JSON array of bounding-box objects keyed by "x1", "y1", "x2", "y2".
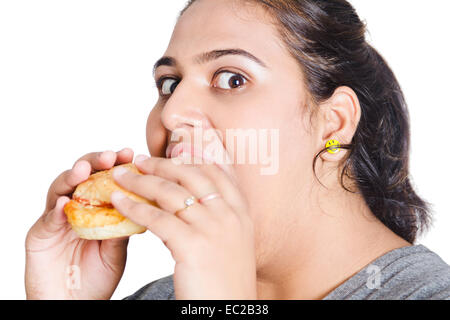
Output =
[{"x1": 325, "y1": 139, "x2": 340, "y2": 154}]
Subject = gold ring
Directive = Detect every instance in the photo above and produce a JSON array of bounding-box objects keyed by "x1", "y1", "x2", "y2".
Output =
[{"x1": 174, "y1": 196, "x2": 197, "y2": 217}]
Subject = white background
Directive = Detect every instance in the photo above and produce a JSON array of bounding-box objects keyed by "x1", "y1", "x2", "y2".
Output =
[{"x1": 0, "y1": 0, "x2": 449, "y2": 299}]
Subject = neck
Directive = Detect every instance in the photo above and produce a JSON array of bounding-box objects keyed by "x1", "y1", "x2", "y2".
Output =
[{"x1": 255, "y1": 190, "x2": 411, "y2": 299}]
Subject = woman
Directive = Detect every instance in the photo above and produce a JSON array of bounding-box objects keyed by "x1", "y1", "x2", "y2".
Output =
[{"x1": 25, "y1": 0, "x2": 450, "y2": 300}]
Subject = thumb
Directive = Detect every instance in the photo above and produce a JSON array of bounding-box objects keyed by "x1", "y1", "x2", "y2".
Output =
[
  {"x1": 41, "y1": 196, "x2": 71, "y2": 235},
  {"x1": 26, "y1": 196, "x2": 71, "y2": 252}
]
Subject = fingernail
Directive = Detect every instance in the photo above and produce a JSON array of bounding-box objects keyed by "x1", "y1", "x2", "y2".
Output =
[
  {"x1": 135, "y1": 154, "x2": 150, "y2": 163},
  {"x1": 111, "y1": 191, "x2": 126, "y2": 201},
  {"x1": 113, "y1": 166, "x2": 128, "y2": 177},
  {"x1": 57, "y1": 196, "x2": 70, "y2": 211}
]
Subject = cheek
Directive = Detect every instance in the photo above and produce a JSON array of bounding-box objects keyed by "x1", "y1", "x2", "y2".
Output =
[
  {"x1": 227, "y1": 109, "x2": 315, "y2": 237},
  {"x1": 146, "y1": 107, "x2": 167, "y2": 157}
]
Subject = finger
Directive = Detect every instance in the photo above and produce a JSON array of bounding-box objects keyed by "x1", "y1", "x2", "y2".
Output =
[
  {"x1": 76, "y1": 148, "x2": 134, "y2": 170},
  {"x1": 47, "y1": 150, "x2": 114, "y2": 210},
  {"x1": 191, "y1": 158, "x2": 248, "y2": 214},
  {"x1": 134, "y1": 156, "x2": 218, "y2": 199},
  {"x1": 112, "y1": 166, "x2": 210, "y2": 224},
  {"x1": 180, "y1": 152, "x2": 245, "y2": 213},
  {"x1": 135, "y1": 155, "x2": 245, "y2": 215},
  {"x1": 115, "y1": 147, "x2": 134, "y2": 165},
  {"x1": 46, "y1": 160, "x2": 91, "y2": 210},
  {"x1": 111, "y1": 191, "x2": 192, "y2": 249},
  {"x1": 42, "y1": 196, "x2": 71, "y2": 235},
  {"x1": 201, "y1": 127, "x2": 238, "y2": 183},
  {"x1": 46, "y1": 149, "x2": 134, "y2": 210},
  {"x1": 76, "y1": 150, "x2": 117, "y2": 172}
]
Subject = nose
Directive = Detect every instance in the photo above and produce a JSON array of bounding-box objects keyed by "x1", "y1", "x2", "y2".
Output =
[{"x1": 160, "y1": 78, "x2": 212, "y2": 134}]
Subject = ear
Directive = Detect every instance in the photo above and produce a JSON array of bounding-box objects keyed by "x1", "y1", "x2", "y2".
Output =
[{"x1": 316, "y1": 86, "x2": 361, "y2": 163}]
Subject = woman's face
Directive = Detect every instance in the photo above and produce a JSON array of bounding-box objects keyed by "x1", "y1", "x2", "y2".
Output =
[{"x1": 147, "y1": 0, "x2": 319, "y2": 268}]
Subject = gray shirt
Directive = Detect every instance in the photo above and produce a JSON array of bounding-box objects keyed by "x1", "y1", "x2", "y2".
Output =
[{"x1": 123, "y1": 244, "x2": 450, "y2": 300}]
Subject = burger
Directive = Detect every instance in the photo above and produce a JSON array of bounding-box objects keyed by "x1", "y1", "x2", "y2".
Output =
[{"x1": 64, "y1": 163, "x2": 155, "y2": 240}]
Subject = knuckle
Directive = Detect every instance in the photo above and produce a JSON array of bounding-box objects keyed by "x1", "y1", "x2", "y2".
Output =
[
  {"x1": 204, "y1": 182, "x2": 217, "y2": 193},
  {"x1": 82, "y1": 151, "x2": 115, "y2": 170},
  {"x1": 221, "y1": 209, "x2": 253, "y2": 233},
  {"x1": 128, "y1": 197, "x2": 143, "y2": 211},
  {"x1": 153, "y1": 159, "x2": 168, "y2": 176},
  {"x1": 131, "y1": 173, "x2": 144, "y2": 186},
  {"x1": 188, "y1": 233, "x2": 207, "y2": 251},
  {"x1": 79, "y1": 152, "x2": 96, "y2": 163},
  {"x1": 157, "y1": 179, "x2": 175, "y2": 192},
  {"x1": 223, "y1": 212, "x2": 241, "y2": 228},
  {"x1": 140, "y1": 205, "x2": 162, "y2": 227},
  {"x1": 62, "y1": 169, "x2": 76, "y2": 187},
  {"x1": 125, "y1": 201, "x2": 143, "y2": 218},
  {"x1": 189, "y1": 166, "x2": 213, "y2": 185},
  {"x1": 192, "y1": 167, "x2": 208, "y2": 180},
  {"x1": 95, "y1": 152, "x2": 104, "y2": 160},
  {"x1": 91, "y1": 151, "x2": 101, "y2": 158},
  {"x1": 49, "y1": 172, "x2": 64, "y2": 192}
]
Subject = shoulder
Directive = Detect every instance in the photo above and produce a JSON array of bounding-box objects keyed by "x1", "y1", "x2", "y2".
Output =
[
  {"x1": 124, "y1": 246, "x2": 450, "y2": 300},
  {"x1": 123, "y1": 274, "x2": 175, "y2": 300},
  {"x1": 324, "y1": 245, "x2": 450, "y2": 300}
]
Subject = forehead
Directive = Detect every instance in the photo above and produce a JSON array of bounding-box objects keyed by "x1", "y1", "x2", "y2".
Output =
[{"x1": 164, "y1": 0, "x2": 285, "y2": 65}]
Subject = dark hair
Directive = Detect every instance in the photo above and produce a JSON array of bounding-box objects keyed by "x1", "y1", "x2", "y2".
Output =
[{"x1": 179, "y1": 0, "x2": 431, "y2": 243}]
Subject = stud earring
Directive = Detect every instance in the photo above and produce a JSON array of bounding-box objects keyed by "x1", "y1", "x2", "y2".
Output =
[{"x1": 325, "y1": 139, "x2": 340, "y2": 154}]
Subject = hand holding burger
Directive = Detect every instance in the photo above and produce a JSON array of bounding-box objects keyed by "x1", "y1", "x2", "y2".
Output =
[
  {"x1": 25, "y1": 144, "x2": 258, "y2": 300},
  {"x1": 25, "y1": 149, "x2": 136, "y2": 300}
]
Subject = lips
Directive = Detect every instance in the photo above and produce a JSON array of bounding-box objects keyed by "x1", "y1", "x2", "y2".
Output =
[
  {"x1": 165, "y1": 142, "x2": 205, "y2": 160},
  {"x1": 165, "y1": 142, "x2": 185, "y2": 159},
  {"x1": 165, "y1": 142, "x2": 176, "y2": 158}
]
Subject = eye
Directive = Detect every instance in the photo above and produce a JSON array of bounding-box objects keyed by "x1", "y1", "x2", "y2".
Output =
[
  {"x1": 213, "y1": 71, "x2": 247, "y2": 90},
  {"x1": 158, "y1": 78, "x2": 179, "y2": 96}
]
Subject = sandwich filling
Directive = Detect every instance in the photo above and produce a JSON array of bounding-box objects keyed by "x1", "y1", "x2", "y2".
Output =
[
  {"x1": 64, "y1": 163, "x2": 154, "y2": 229},
  {"x1": 64, "y1": 198, "x2": 126, "y2": 228}
]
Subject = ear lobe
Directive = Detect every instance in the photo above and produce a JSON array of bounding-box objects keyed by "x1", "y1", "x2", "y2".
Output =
[
  {"x1": 317, "y1": 86, "x2": 361, "y2": 163},
  {"x1": 320, "y1": 139, "x2": 347, "y2": 162}
]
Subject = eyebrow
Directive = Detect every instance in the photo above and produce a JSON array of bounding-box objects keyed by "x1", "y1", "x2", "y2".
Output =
[{"x1": 152, "y1": 48, "x2": 267, "y2": 76}]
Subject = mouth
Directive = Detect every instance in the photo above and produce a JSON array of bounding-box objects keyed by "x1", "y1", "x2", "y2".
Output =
[
  {"x1": 165, "y1": 138, "x2": 233, "y2": 178},
  {"x1": 165, "y1": 142, "x2": 206, "y2": 160},
  {"x1": 165, "y1": 142, "x2": 183, "y2": 159}
]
